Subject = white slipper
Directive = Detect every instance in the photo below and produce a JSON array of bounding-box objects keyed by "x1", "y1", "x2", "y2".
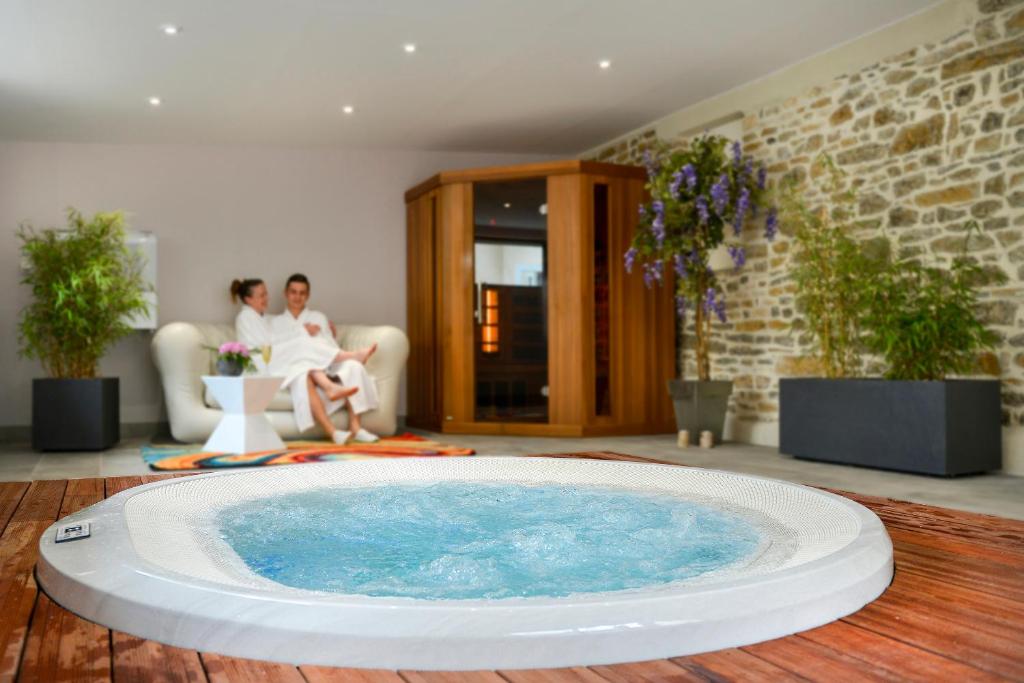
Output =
[
  {"x1": 332, "y1": 430, "x2": 351, "y2": 445},
  {"x1": 353, "y1": 428, "x2": 379, "y2": 443}
]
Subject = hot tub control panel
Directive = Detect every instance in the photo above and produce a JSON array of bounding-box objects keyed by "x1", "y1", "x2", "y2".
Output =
[{"x1": 55, "y1": 521, "x2": 91, "y2": 543}]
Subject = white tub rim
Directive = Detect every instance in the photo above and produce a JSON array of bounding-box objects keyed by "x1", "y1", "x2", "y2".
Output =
[{"x1": 37, "y1": 457, "x2": 893, "y2": 670}]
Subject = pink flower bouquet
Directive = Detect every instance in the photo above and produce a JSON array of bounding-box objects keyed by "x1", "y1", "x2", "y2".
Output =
[{"x1": 206, "y1": 341, "x2": 254, "y2": 376}]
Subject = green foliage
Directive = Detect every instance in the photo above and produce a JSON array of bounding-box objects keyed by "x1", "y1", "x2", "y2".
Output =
[
  {"x1": 860, "y1": 223, "x2": 1004, "y2": 381},
  {"x1": 782, "y1": 156, "x2": 1003, "y2": 381},
  {"x1": 18, "y1": 209, "x2": 150, "y2": 378},
  {"x1": 781, "y1": 155, "x2": 876, "y2": 378}
]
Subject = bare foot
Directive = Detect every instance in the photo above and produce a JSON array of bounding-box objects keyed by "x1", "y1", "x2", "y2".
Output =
[
  {"x1": 327, "y1": 384, "x2": 359, "y2": 402},
  {"x1": 354, "y1": 343, "x2": 378, "y2": 365}
]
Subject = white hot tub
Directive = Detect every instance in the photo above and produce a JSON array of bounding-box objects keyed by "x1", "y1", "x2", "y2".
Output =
[{"x1": 37, "y1": 457, "x2": 893, "y2": 670}]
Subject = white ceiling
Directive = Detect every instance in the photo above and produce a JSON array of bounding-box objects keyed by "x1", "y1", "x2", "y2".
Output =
[{"x1": 0, "y1": 0, "x2": 936, "y2": 154}]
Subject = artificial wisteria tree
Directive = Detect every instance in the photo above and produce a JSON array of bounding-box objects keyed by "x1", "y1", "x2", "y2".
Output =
[{"x1": 625, "y1": 135, "x2": 777, "y2": 381}]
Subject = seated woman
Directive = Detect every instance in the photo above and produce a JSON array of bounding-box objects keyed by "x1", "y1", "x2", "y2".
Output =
[{"x1": 230, "y1": 277, "x2": 371, "y2": 444}]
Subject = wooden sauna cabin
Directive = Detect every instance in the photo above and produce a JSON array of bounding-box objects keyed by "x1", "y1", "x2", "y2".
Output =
[{"x1": 405, "y1": 160, "x2": 677, "y2": 437}]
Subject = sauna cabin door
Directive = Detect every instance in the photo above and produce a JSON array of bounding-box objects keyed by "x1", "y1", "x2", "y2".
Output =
[{"x1": 472, "y1": 178, "x2": 549, "y2": 423}]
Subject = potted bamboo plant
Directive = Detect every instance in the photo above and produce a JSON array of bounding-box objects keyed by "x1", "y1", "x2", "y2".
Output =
[
  {"x1": 18, "y1": 209, "x2": 150, "y2": 450},
  {"x1": 626, "y1": 136, "x2": 777, "y2": 441},
  {"x1": 778, "y1": 155, "x2": 1003, "y2": 475}
]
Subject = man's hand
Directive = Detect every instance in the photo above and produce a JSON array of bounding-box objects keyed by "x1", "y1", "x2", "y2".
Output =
[{"x1": 304, "y1": 323, "x2": 321, "y2": 337}]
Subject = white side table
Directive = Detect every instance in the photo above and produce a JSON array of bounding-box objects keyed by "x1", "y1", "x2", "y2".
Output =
[{"x1": 202, "y1": 376, "x2": 285, "y2": 454}]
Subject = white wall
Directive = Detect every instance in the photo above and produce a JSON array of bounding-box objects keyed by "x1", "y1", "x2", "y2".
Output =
[
  {"x1": 474, "y1": 243, "x2": 504, "y2": 286},
  {"x1": 474, "y1": 243, "x2": 544, "y2": 286},
  {"x1": 0, "y1": 142, "x2": 555, "y2": 428}
]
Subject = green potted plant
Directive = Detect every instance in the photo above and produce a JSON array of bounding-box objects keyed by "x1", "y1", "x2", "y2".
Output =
[
  {"x1": 627, "y1": 135, "x2": 776, "y2": 441},
  {"x1": 777, "y1": 155, "x2": 874, "y2": 379},
  {"x1": 778, "y1": 156, "x2": 1004, "y2": 475},
  {"x1": 18, "y1": 209, "x2": 150, "y2": 450}
]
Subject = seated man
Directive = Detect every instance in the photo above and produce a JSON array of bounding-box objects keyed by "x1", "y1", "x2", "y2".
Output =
[{"x1": 272, "y1": 273, "x2": 380, "y2": 443}]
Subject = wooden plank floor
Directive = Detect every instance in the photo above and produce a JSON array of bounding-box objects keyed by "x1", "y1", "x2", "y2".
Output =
[{"x1": 2, "y1": 452, "x2": 1022, "y2": 682}]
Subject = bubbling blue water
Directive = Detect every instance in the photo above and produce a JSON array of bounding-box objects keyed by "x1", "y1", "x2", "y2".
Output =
[{"x1": 217, "y1": 482, "x2": 762, "y2": 600}]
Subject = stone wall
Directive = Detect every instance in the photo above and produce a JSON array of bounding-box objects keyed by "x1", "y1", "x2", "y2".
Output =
[{"x1": 590, "y1": 1, "x2": 1024, "y2": 454}]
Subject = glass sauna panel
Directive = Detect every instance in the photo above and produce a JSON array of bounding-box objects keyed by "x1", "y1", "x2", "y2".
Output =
[
  {"x1": 473, "y1": 179, "x2": 548, "y2": 423},
  {"x1": 593, "y1": 184, "x2": 611, "y2": 417}
]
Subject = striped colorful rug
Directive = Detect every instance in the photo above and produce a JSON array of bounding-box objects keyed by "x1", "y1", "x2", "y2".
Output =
[{"x1": 142, "y1": 433, "x2": 475, "y2": 471}]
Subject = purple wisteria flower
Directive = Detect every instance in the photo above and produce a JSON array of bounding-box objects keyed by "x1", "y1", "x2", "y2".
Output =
[
  {"x1": 651, "y1": 200, "x2": 666, "y2": 245},
  {"x1": 703, "y1": 287, "x2": 727, "y2": 324},
  {"x1": 714, "y1": 299, "x2": 727, "y2": 324},
  {"x1": 642, "y1": 260, "x2": 664, "y2": 289},
  {"x1": 728, "y1": 245, "x2": 746, "y2": 271},
  {"x1": 742, "y1": 158, "x2": 754, "y2": 183},
  {"x1": 669, "y1": 170, "x2": 683, "y2": 197},
  {"x1": 757, "y1": 166, "x2": 767, "y2": 190},
  {"x1": 710, "y1": 173, "x2": 730, "y2": 216},
  {"x1": 681, "y1": 164, "x2": 698, "y2": 192},
  {"x1": 765, "y1": 207, "x2": 779, "y2": 240},
  {"x1": 733, "y1": 187, "x2": 750, "y2": 235},
  {"x1": 731, "y1": 141, "x2": 742, "y2": 167},
  {"x1": 673, "y1": 253, "x2": 688, "y2": 279},
  {"x1": 652, "y1": 219, "x2": 665, "y2": 245},
  {"x1": 695, "y1": 195, "x2": 710, "y2": 224},
  {"x1": 624, "y1": 247, "x2": 638, "y2": 273},
  {"x1": 675, "y1": 295, "x2": 688, "y2": 318},
  {"x1": 642, "y1": 150, "x2": 660, "y2": 181},
  {"x1": 703, "y1": 287, "x2": 716, "y2": 313}
]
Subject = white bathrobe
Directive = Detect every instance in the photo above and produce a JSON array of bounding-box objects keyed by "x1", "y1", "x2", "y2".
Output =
[
  {"x1": 270, "y1": 307, "x2": 334, "y2": 346},
  {"x1": 271, "y1": 307, "x2": 380, "y2": 418},
  {"x1": 235, "y1": 305, "x2": 344, "y2": 433}
]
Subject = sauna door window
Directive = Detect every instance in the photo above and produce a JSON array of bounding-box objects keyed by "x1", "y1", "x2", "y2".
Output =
[{"x1": 472, "y1": 179, "x2": 548, "y2": 423}]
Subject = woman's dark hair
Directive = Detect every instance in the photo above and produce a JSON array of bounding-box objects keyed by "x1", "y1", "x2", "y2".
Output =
[
  {"x1": 230, "y1": 278, "x2": 264, "y2": 303},
  {"x1": 285, "y1": 273, "x2": 310, "y2": 292}
]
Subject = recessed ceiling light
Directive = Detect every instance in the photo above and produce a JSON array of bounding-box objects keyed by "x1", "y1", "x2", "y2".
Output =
[
  {"x1": 403, "y1": 43, "x2": 416, "y2": 53},
  {"x1": 503, "y1": 202, "x2": 511, "y2": 208},
  {"x1": 342, "y1": 105, "x2": 354, "y2": 114},
  {"x1": 599, "y1": 59, "x2": 611, "y2": 69},
  {"x1": 161, "y1": 25, "x2": 181, "y2": 36},
  {"x1": 148, "y1": 96, "x2": 162, "y2": 107}
]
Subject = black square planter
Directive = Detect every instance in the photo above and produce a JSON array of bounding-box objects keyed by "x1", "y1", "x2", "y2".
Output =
[
  {"x1": 779, "y1": 378, "x2": 1001, "y2": 476},
  {"x1": 32, "y1": 378, "x2": 120, "y2": 451}
]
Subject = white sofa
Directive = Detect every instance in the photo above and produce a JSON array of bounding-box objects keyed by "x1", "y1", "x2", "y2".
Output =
[{"x1": 151, "y1": 322, "x2": 409, "y2": 443}]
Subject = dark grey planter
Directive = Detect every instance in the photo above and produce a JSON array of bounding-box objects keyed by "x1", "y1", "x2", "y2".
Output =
[
  {"x1": 216, "y1": 358, "x2": 244, "y2": 376},
  {"x1": 32, "y1": 378, "x2": 120, "y2": 451},
  {"x1": 667, "y1": 379, "x2": 733, "y2": 443},
  {"x1": 779, "y1": 378, "x2": 1002, "y2": 476}
]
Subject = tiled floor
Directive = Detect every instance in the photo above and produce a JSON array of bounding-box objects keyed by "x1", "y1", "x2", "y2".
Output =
[{"x1": 1, "y1": 431, "x2": 1022, "y2": 520}]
